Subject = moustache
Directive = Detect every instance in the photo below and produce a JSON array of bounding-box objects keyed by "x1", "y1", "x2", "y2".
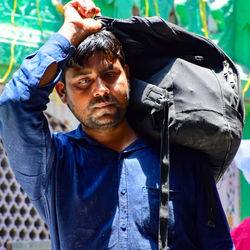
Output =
[{"x1": 88, "y1": 94, "x2": 118, "y2": 108}]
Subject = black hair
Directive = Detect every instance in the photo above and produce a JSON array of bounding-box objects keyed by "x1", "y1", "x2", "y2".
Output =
[{"x1": 61, "y1": 29, "x2": 125, "y2": 83}]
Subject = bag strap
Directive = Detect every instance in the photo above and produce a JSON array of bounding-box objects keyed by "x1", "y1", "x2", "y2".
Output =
[
  {"x1": 159, "y1": 104, "x2": 170, "y2": 250},
  {"x1": 148, "y1": 86, "x2": 170, "y2": 250}
]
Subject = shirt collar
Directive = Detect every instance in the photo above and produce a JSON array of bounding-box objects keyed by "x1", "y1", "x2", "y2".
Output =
[
  {"x1": 64, "y1": 124, "x2": 151, "y2": 153},
  {"x1": 64, "y1": 124, "x2": 89, "y2": 140}
]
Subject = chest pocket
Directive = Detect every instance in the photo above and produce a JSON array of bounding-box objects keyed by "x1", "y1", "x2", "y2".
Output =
[{"x1": 141, "y1": 187, "x2": 181, "y2": 239}]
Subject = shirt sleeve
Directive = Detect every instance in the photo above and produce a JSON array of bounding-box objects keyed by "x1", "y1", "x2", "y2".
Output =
[{"x1": 0, "y1": 33, "x2": 75, "y2": 220}]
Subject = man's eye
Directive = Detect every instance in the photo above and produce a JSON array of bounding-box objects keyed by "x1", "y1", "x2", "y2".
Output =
[
  {"x1": 78, "y1": 79, "x2": 91, "y2": 85},
  {"x1": 104, "y1": 72, "x2": 118, "y2": 79}
]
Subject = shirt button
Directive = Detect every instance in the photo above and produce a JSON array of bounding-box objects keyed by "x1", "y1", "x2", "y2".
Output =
[
  {"x1": 121, "y1": 189, "x2": 126, "y2": 195},
  {"x1": 121, "y1": 224, "x2": 126, "y2": 231}
]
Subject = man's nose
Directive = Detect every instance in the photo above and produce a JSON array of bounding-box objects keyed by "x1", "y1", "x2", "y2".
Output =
[{"x1": 93, "y1": 78, "x2": 110, "y2": 97}]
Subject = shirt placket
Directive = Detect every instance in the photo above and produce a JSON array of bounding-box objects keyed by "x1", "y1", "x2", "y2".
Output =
[{"x1": 118, "y1": 153, "x2": 128, "y2": 250}]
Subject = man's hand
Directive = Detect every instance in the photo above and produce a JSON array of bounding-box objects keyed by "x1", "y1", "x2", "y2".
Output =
[
  {"x1": 58, "y1": 0, "x2": 102, "y2": 46},
  {"x1": 38, "y1": 0, "x2": 102, "y2": 87}
]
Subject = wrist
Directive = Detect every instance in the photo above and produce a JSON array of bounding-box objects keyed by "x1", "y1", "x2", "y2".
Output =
[{"x1": 58, "y1": 23, "x2": 87, "y2": 47}]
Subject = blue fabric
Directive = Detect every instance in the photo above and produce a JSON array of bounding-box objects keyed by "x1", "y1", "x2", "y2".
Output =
[{"x1": 0, "y1": 33, "x2": 233, "y2": 250}]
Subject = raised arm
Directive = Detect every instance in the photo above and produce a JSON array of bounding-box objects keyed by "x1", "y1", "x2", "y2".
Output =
[
  {"x1": 39, "y1": 0, "x2": 102, "y2": 87},
  {"x1": 0, "y1": 0, "x2": 102, "y2": 219}
]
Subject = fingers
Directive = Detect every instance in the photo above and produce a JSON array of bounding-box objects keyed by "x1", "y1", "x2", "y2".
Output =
[
  {"x1": 70, "y1": 17, "x2": 102, "y2": 32},
  {"x1": 63, "y1": 0, "x2": 102, "y2": 32},
  {"x1": 65, "y1": 0, "x2": 100, "y2": 18},
  {"x1": 59, "y1": 0, "x2": 102, "y2": 46},
  {"x1": 81, "y1": 18, "x2": 102, "y2": 33}
]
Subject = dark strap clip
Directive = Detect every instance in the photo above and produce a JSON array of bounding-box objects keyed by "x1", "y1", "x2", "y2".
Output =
[{"x1": 142, "y1": 84, "x2": 169, "y2": 111}]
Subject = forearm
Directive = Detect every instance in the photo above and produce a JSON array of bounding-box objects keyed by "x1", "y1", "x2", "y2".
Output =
[
  {"x1": 37, "y1": 24, "x2": 82, "y2": 87},
  {"x1": 38, "y1": 62, "x2": 59, "y2": 87},
  {"x1": 0, "y1": 33, "x2": 74, "y2": 198}
]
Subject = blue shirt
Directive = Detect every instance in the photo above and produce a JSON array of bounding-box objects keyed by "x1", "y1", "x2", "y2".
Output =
[{"x1": 0, "y1": 33, "x2": 233, "y2": 250}]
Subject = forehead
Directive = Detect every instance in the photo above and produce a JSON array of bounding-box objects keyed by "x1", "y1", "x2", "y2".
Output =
[
  {"x1": 84, "y1": 51, "x2": 119, "y2": 68},
  {"x1": 66, "y1": 51, "x2": 122, "y2": 77}
]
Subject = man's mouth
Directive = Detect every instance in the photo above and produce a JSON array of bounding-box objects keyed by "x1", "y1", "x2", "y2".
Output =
[{"x1": 92, "y1": 103, "x2": 115, "y2": 109}]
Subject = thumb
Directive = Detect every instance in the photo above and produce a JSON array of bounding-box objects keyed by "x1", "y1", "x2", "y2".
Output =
[{"x1": 71, "y1": 18, "x2": 102, "y2": 33}]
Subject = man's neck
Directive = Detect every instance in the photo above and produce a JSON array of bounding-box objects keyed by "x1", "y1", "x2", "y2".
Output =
[{"x1": 82, "y1": 119, "x2": 138, "y2": 152}]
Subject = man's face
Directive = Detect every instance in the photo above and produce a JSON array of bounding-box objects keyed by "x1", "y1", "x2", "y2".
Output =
[{"x1": 62, "y1": 51, "x2": 130, "y2": 130}]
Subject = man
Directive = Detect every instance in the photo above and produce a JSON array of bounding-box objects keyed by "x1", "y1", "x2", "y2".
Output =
[{"x1": 0, "y1": 0, "x2": 233, "y2": 249}]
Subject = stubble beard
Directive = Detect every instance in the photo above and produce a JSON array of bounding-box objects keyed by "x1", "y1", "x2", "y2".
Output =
[
  {"x1": 83, "y1": 106, "x2": 126, "y2": 129},
  {"x1": 67, "y1": 93, "x2": 128, "y2": 130}
]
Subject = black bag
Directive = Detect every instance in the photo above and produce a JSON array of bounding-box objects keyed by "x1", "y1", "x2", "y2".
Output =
[{"x1": 97, "y1": 16, "x2": 244, "y2": 249}]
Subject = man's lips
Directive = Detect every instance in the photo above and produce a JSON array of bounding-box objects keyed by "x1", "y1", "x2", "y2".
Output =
[{"x1": 92, "y1": 103, "x2": 115, "y2": 109}]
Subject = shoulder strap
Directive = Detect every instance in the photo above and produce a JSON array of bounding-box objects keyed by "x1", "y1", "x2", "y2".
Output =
[
  {"x1": 157, "y1": 104, "x2": 170, "y2": 250},
  {"x1": 148, "y1": 87, "x2": 171, "y2": 250}
]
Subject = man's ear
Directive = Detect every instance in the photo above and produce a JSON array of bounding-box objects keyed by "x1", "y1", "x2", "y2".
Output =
[{"x1": 55, "y1": 81, "x2": 68, "y2": 104}]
